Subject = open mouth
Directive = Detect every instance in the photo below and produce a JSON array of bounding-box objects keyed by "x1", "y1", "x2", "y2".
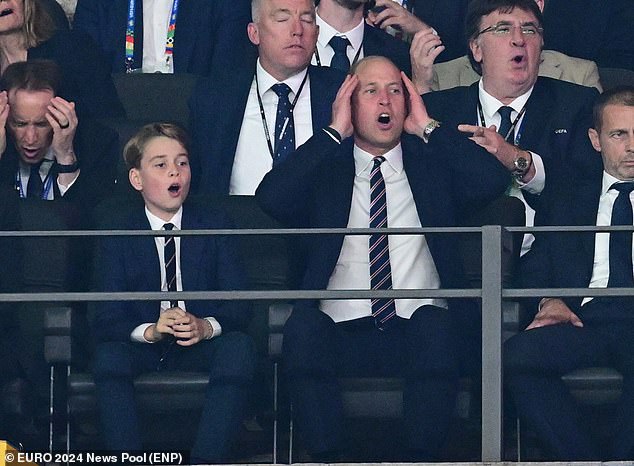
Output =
[
  {"x1": 168, "y1": 183, "x2": 181, "y2": 194},
  {"x1": 512, "y1": 54, "x2": 525, "y2": 64},
  {"x1": 378, "y1": 113, "x2": 391, "y2": 124},
  {"x1": 0, "y1": 8, "x2": 14, "y2": 18}
]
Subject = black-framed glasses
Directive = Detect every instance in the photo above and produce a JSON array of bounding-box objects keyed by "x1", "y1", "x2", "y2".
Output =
[{"x1": 478, "y1": 21, "x2": 543, "y2": 37}]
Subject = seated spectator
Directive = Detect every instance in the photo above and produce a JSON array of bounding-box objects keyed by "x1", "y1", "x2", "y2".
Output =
[
  {"x1": 312, "y1": 0, "x2": 410, "y2": 75},
  {"x1": 256, "y1": 56, "x2": 509, "y2": 461},
  {"x1": 0, "y1": 60, "x2": 118, "y2": 221},
  {"x1": 189, "y1": 0, "x2": 345, "y2": 195},
  {"x1": 413, "y1": 0, "x2": 602, "y2": 93},
  {"x1": 365, "y1": 0, "x2": 469, "y2": 62},
  {"x1": 423, "y1": 0, "x2": 600, "y2": 256},
  {"x1": 0, "y1": 0, "x2": 124, "y2": 119},
  {"x1": 92, "y1": 123, "x2": 256, "y2": 464},
  {"x1": 73, "y1": 0, "x2": 252, "y2": 75},
  {"x1": 543, "y1": 0, "x2": 633, "y2": 71},
  {"x1": 505, "y1": 86, "x2": 634, "y2": 460}
]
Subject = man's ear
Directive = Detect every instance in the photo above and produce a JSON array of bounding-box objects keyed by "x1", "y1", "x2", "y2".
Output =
[
  {"x1": 128, "y1": 168, "x2": 143, "y2": 192},
  {"x1": 247, "y1": 22, "x2": 260, "y2": 46},
  {"x1": 469, "y1": 39, "x2": 483, "y2": 65},
  {"x1": 588, "y1": 128, "x2": 602, "y2": 153}
]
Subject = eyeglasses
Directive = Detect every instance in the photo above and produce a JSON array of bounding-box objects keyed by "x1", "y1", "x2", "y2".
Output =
[{"x1": 477, "y1": 21, "x2": 543, "y2": 37}]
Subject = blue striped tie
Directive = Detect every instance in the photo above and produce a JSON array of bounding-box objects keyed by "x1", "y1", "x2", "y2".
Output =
[{"x1": 369, "y1": 156, "x2": 396, "y2": 329}]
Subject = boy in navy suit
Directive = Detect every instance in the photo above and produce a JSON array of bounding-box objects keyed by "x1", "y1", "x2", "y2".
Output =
[{"x1": 92, "y1": 123, "x2": 255, "y2": 463}]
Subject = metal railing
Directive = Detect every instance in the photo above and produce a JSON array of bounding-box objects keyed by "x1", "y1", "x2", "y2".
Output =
[{"x1": 2, "y1": 224, "x2": 632, "y2": 461}]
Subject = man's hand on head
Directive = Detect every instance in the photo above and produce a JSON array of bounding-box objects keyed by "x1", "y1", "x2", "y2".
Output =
[
  {"x1": 329, "y1": 73, "x2": 358, "y2": 140},
  {"x1": 410, "y1": 28, "x2": 444, "y2": 94},
  {"x1": 401, "y1": 72, "x2": 433, "y2": 137},
  {"x1": 46, "y1": 97, "x2": 78, "y2": 165},
  {"x1": 0, "y1": 91, "x2": 9, "y2": 157},
  {"x1": 366, "y1": 0, "x2": 427, "y2": 35}
]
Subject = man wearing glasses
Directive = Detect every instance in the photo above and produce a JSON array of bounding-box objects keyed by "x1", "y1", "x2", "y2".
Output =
[{"x1": 423, "y1": 0, "x2": 601, "y2": 258}]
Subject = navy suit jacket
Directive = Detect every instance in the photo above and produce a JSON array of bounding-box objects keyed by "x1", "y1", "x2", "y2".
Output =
[
  {"x1": 27, "y1": 30, "x2": 125, "y2": 119},
  {"x1": 73, "y1": 0, "x2": 251, "y2": 75},
  {"x1": 189, "y1": 55, "x2": 346, "y2": 195},
  {"x1": 362, "y1": 23, "x2": 411, "y2": 76},
  {"x1": 424, "y1": 77, "x2": 600, "y2": 222},
  {"x1": 411, "y1": 0, "x2": 469, "y2": 63},
  {"x1": 256, "y1": 126, "x2": 510, "y2": 313},
  {"x1": 92, "y1": 203, "x2": 252, "y2": 343}
]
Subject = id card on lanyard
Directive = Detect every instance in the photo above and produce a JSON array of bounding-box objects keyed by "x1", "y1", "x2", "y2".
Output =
[
  {"x1": 125, "y1": 0, "x2": 180, "y2": 73},
  {"x1": 16, "y1": 167, "x2": 55, "y2": 200}
]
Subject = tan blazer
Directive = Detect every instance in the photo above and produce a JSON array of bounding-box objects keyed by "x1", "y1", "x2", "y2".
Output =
[{"x1": 430, "y1": 50, "x2": 602, "y2": 92}]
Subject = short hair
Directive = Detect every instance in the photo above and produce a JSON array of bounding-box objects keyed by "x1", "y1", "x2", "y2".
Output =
[
  {"x1": 0, "y1": 59, "x2": 61, "y2": 95},
  {"x1": 592, "y1": 86, "x2": 634, "y2": 132},
  {"x1": 22, "y1": 0, "x2": 56, "y2": 48},
  {"x1": 465, "y1": 0, "x2": 543, "y2": 75},
  {"x1": 251, "y1": 0, "x2": 315, "y2": 22},
  {"x1": 349, "y1": 55, "x2": 398, "y2": 76},
  {"x1": 123, "y1": 123, "x2": 190, "y2": 170}
]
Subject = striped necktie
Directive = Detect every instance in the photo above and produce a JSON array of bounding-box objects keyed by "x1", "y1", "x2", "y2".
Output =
[
  {"x1": 369, "y1": 156, "x2": 396, "y2": 329},
  {"x1": 271, "y1": 83, "x2": 296, "y2": 166},
  {"x1": 163, "y1": 223, "x2": 177, "y2": 307}
]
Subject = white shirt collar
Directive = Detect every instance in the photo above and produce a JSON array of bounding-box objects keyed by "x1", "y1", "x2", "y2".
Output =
[
  {"x1": 316, "y1": 13, "x2": 365, "y2": 54},
  {"x1": 256, "y1": 59, "x2": 309, "y2": 99},
  {"x1": 353, "y1": 142, "x2": 403, "y2": 177},
  {"x1": 478, "y1": 79, "x2": 533, "y2": 121},
  {"x1": 602, "y1": 171, "x2": 634, "y2": 195},
  {"x1": 145, "y1": 206, "x2": 183, "y2": 231}
]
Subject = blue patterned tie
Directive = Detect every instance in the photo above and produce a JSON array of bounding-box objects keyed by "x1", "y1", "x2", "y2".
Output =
[
  {"x1": 271, "y1": 83, "x2": 295, "y2": 166},
  {"x1": 497, "y1": 106, "x2": 514, "y2": 142},
  {"x1": 369, "y1": 156, "x2": 396, "y2": 329},
  {"x1": 329, "y1": 36, "x2": 351, "y2": 72},
  {"x1": 608, "y1": 182, "x2": 634, "y2": 288},
  {"x1": 163, "y1": 223, "x2": 177, "y2": 307}
]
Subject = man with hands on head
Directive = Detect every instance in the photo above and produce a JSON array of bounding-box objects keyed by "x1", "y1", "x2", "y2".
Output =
[
  {"x1": 256, "y1": 55, "x2": 510, "y2": 461},
  {"x1": 0, "y1": 60, "x2": 118, "y2": 217}
]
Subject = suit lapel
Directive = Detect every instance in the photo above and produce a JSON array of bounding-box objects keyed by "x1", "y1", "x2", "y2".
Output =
[
  {"x1": 172, "y1": 0, "x2": 195, "y2": 72},
  {"x1": 128, "y1": 211, "x2": 161, "y2": 290},
  {"x1": 576, "y1": 179, "x2": 603, "y2": 263},
  {"x1": 308, "y1": 66, "x2": 333, "y2": 131},
  {"x1": 180, "y1": 206, "x2": 206, "y2": 291},
  {"x1": 517, "y1": 79, "x2": 554, "y2": 148}
]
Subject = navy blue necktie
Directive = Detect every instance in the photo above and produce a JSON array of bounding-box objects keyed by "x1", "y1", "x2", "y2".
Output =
[
  {"x1": 329, "y1": 36, "x2": 351, "y2": 72},
  {"x1": 369, "y1": 156, "x2": 396, "y2": 329},
  {"x1": 27, "y1": 162, "x2": 44, "y2": 199},
  {"x1": 608, "y1": 182, "x2": 634, "y2": 288},
  {"x1": 497, "y1": 106, "x2": 514, "y2": 142},
  {"x1": 163, "y1": 223, "x2": 177, "y2": 307},
  {"x1": 271, "y1": 83, "x2": 295, "y2": 166}
]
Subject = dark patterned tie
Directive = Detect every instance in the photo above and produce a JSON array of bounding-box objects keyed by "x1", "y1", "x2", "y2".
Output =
[
  {"x1": 27, "y1": 162, "x2": 44, "y2": 199},
  {"x1": 163, "y1": 223, "x2": 177, "y2": 307},
  {"x1": 497, "y1": 106, "x2": 514, "y2": 142},
  {"x1": 329, "y1": 36, "x2": 351, "y2": 72},
  {"x1": 271, "y1": 83, "x2": 296, "y2": 166},
  {"x1": 608, "y1": 182, "x2": 634, "y2": 288},
  {"x1": 369, "y1": 156, "x2": 396, "y2": 329}
]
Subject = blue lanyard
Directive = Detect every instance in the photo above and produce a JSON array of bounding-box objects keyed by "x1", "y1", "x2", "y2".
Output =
[
  {"x1": 125, "y1": 0, "x2": 180, "y2": 73},
  {"x1": 16, "y1": 165, "x2": 55, "y2": 200}
]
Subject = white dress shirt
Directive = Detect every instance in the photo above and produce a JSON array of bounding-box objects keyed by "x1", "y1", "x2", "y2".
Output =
[
  {"x1": 141, "y1": 0, "x2": 175, "y2": 73},
  {"x1": 130, "y1": 207, "x2": 221, "y2": 342},
  {"x1": 583, "y1": 171, "x2": 634, "y2": 305},
  {"x1": 314, "y1": 13, "x2": 365, "y2": 67},
  {"x1": 320, "y1": 143, "x2": 447, "y2": 322},
  {"x1": 230, "y1": 60, "x2": 313, "y2": 195},
  {"x1": 478, "y1": 80, "x2": 546, "y2": 255},
  {"x1": 18, "y1": 148, "x2": 79, "y2": 199}
]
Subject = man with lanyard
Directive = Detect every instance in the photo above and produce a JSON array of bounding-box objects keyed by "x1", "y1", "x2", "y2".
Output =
[
  {"x1": 0, "y1": 60, "x2": 118, "y2": 217},
  {"x1": 312, "y1": 0, "x2": 410, "y2": 77},
  {"x1": 423, "y1": 0, "x2": 600, "y2": 257},
  {"x1": 188, "y1": 0, "x2": 345, "y2": 195},
  {"x1": 73, "y1": 0, "x2": 251, "y2": 74}
]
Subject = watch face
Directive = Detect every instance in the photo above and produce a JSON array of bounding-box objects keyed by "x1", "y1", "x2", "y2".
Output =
[{"x1": 515, "y1": 156, "x2": 528, "y2": 171}]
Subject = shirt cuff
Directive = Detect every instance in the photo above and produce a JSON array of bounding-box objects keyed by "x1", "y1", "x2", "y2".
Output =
[
  {"x1": 517, "y1": 152, "x2": 545, "y2": 194},
  {"x1": 57, "y1": 170, "x2": 81, "y2": 195},
  {"x1": 205, "y1": 317, "x2": 222, "y2": 339},
  {"x1": 131, "y1": 323, "x2": 154, "y2": 343}
]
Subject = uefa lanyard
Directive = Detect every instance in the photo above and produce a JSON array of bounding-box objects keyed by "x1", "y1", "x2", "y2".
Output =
[
  {"x1": 16, "y1": 164, "x2": 55, "y2": 199},
  {"x1": 314, "y1": 39, "x2": 363, "y2": 68},
  {"x1": 477, "y1": 100, "x2": 527, "y2": 145},
  {"x1": 125, "y1": 0, "x2": 180, "y2": 73},
  {"x1": 254, "y1": 71, "x2": 309, "y2": 160}
]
